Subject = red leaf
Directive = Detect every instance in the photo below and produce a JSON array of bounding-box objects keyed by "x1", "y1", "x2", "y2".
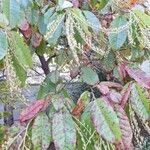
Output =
[
  {"x1": 115, "y1": 106, "x2": 133, "y2": 150},
  {"x1": 109, "y1": 91, "x2": 122, "y2": 104},
  {"x1": 100, "y1": 81, "x2": 123, "y2": 90},
  {"x1": 19, "y1": 19, "x2": 29, "y2": 31},
  {"x1": 120, "y1": 83, "x2": 132, "y2": 108},
  {"x1": 118, "y1": 62, "x2": 128, "y2": 80},
  {"x1": 96, "y1": 83, "x2": 110, "y2": 95},
  {"x1": 21, "y1": 27, "x2": 32, "y2": 39},
  {"x1": 72, "y1": 0, "x2": 80, "y2": 8},
  {"x1": 72, "y1": 99, "x2": 85, "y2": 118},
  {"x1": 20, "y1": 100, "x2": 49, "y2": 123},
  {"x1": 125, "y1": 67, "x2": 150, "y2": 89}
]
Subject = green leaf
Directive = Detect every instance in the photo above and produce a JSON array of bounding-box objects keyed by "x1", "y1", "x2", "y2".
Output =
[
  {"x1": 81, "y1": 67, "x2": 99, "y2": 85},
  {"x1": 79, "y1": 91, "x2": 91, "y2": 106},
  {"x1": 49, "y1": 70, "x2": 60, "y2": 84},
  {"x1": 2, "y1": 0, "x2": 21, "y2": 28},
  {"x1": 76, "y1": 103, "x2": 95, "y2": 150},
  {"x1": 12, "y1": 56, "x2": 27, "y2": 86},
  {"x1": 45, "y1": 13, "x2": 65, "y2": 46},
  {"x1": 83, "y1": 10, "x2": 101, "y2": 32},
  {"x1": 26, "y1": 8, "x2": 39, "y2": 25},
  {"x1": 71, "y1": 8, "x2": 90, "y2": 34},
  {"x1": 44, "y1": 7, "x2": 55, "y2": 25},
  {"x1": 31, "y1": 112, "x2": 51, "y2": 150},
  {"x1": 58, "y1": 0, "x2": 64, "y2": 6},
  {"x1": 134, "y1": 10, "x2": 150, "y2": 28},
  {"x1": 108, "y1": 15, "x2": 128, "y2": 49},
  {"x1": 52, "y1": 109, "x2": 76, "y2": 150},
  {"x1": 37, "y1": 74, "x2": 56, "y2": 99},
  {"x1": 130, "y1": 83, "x2": 150, "y2": 121},
  {"x1": 0, "y1": 13, "x2": 9, "y2": 28},
  {"x1": 10, "y1": 31, "x2": 33, "y2": 68},
  {"x1": 57, "y1": 0, "x2": 73, "y2": 10},
  {"x1": 38, "y1": 15, "x2": 47, "y2": 35},
  {"x1": 0, "y1": 30, "x2": 8, "y2": 60},
  {"x1": 91, "y1": 98, "x2": 122, "y2": 143}
]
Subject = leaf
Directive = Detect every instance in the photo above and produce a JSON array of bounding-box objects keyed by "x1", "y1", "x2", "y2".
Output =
[
  {"x1": 140, "y1": 60, "x2": 150, "y2": 76},
  {"x1": 72, "y1": 0, "x2": 80, "y2": 8},
  {"x1": 125, "y1": 67, "x2": 150, "y2": 89},
  {"x1": 26, "y1": 8, "x2": 39, "y2": 25},
  {"x1": 81, "y1": 67, "x2": 99, "y2": 85},
  {"x1": 71, "y1": 8, "x2": 90, "y2": 34},
  {"x1": 45, "y1": 13, "x2": 65, "y2": 46},
  {"x1": 49, "y1": 70, "x2": 60, "y2": 84},
  {"x1": 19, "y1": 19, "x2": 29, "y2": 31},
  {"x1": 51, "y1": 95, "x2": 65, "y2": 111},
  {"x1": 2, "y1": 0, "x2": 21, "y2": 28},
  {"x1": 58, "y1": 0, "x2": 73, "y2": 10},
  {"x1": 31, "y1": 32, "x2": 42, "y2": 48},
  {"x1": 91, "y1": 98, "x2": 122, "y2": 143},
  {"x1": 120, "y1": 83, "x2": 132, "y2": 108},
  {"x1": 44, "y1": 7, "x2": 55, "y2": 25},
  {"x1": 37, "y1": 74, "x2": 56, "y2": 99},
  {"x1": 109, "y1": 91, "x2": 122, "y2": 104},
  {"x1": 52, "y1": 109, "x2": 76, "y2": 150},
  {"x1": 115, "y1": 105, "x2": 133, "y2": 150},
  {"x1": 10, "y1": 31, "x2": 33, "y2": 68},
  {"x1": 32, "y1": 112, "x2": 51, "y2": 150},
  {"x1": 118, "y1": 62, "x2": 128, "y2": 80},
  {"x1": 130, "y1": 83, "x2": 150, "y2": 121},
  {"x1": 20, "y1": 99, "x2": 49, "y2": 123},
  {"x1": 12, "y1": 56, "x2": 27, "y2": 86},
  {"x1": 0, "y1": 30, "x2": 8, "y2": 60},
  {"x1": 0, "y1": 13, "x2": 9, "y2": 28},
  {"x1": 96, "y1": 83, "x2": 110, "y2": 95},
  {"x1": 72, "y1": 91, "x2": 91, "y2": 118},
  {"x1": 134, "y1": 10, "x2": 150, "y2": 28},
  {"x1": 108, "y1": 15, "x2": 128, "y2": 49},
  {"x1": 83, "y1": 10, "x2": 101, "y2": 32}
]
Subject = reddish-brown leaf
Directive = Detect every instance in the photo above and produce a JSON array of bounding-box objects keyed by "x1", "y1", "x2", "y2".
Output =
[
  {"x1": 31, "y1": 33, "x2": 42, "y2": 48},
  {"x1": 120, "y1": 83, "x2": 132, "y2": 108},
  {"x1": 118, "y1": 62, "x2": 128, "y2": 80},
  {"x1": 19, "y1": 19, "x2": 29, "y2": 31},
  {"x1": 109, "y1": 91, "x2": 122, "y2": 104},
  {"x1": 115, "y1": 105, "x2": 133, "y2": 150},
  {"x1": 125, "y1": 67, "x2": 150, "y2": 89},
  {"x1": 72, "y1": 99, "x2": 85, "y2": 118},
  {"x1": 20, "y1": 100, "x2": 49, "y2": 123},
  {"x1": 72, "y1": 0, "x2": 80, "y2": 8},
  {"x1": 21, "y1": 27, "x2": 32, "y2": 39},
  {"x1": 100, "y1": 81, "x2": 123, "y2": 90},
  {"x1": 96, "y1": 83, "x2": 110, "y2": 95}
]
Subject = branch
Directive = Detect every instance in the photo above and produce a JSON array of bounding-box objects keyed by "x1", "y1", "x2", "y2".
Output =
[{"x1": 36, "y1": 54, "x2": 50, "y2": 75}]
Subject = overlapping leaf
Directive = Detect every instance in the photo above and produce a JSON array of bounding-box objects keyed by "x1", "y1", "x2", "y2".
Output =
[
  {"x1": 20, "y1": 99, "x2": 49, "y2": 123},
  {"x1": 81, "y1": 67, "x2": 99, "y2": 85},
  {"x1": 10, "y1": 31, "x2": 33, "y2": 68},
  {"x1": 31, "y1": 112, "x2": 52, "y2": 150},
  {"x1": 52, "y1": 109, "x2": 76, "y2": 150},
  {"x1": 126, "y1": 67, "x2": 150, "y2": 89},
  {"x1": 0, "y1": 30, "x2": 8, "y2": 60},
  {"x1": 12, "y1": 56, "x2": 27, "y2": 86},
  {"x1": 130, "y1": 83, "x2": 150, "y2": 121},
  {"x1": 108, "y1": 15, "x2": 128, "y2": 49},
  {"x1": 115, "y1": 105, "x2": 133, "y2": 150},
  {"x1": 2, "y1": 0, "x2": 22, "y2": 28},
  {"x1": 72, "y1": 91, "x2": 91, "y2": 118},
  {"x1": 45, "y1": 13, "x2": 65, "y2": 46},
  {"x1": 91, "y1": 98, "x2": 122, "y2": 143},
  {"x1": 83, "y1": 10, "x2": 101, "y2": 32}
]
